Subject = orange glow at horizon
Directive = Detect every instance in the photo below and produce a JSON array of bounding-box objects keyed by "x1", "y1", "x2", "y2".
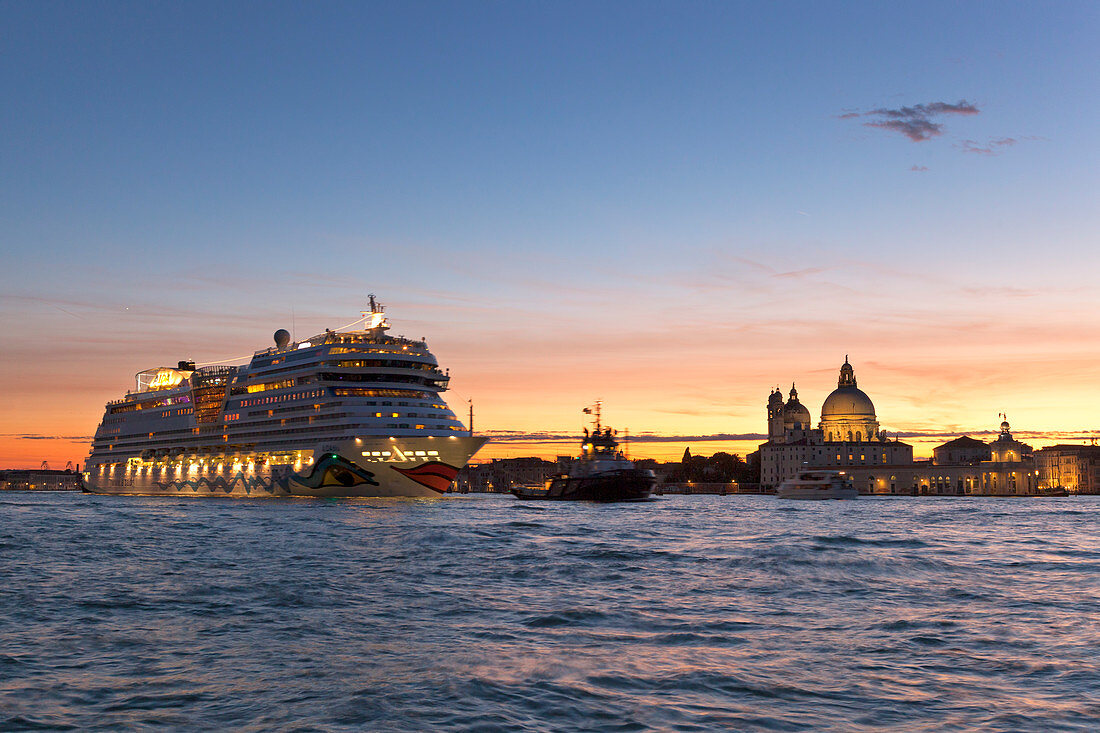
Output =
[{"x1": 3, "y1": 286, "x2": 1100, "y2": 471}]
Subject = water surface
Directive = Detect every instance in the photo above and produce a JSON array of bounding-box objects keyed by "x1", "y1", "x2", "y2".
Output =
[{"x1": 2, "y1": 493, "x2": 1099, "y2": 731}]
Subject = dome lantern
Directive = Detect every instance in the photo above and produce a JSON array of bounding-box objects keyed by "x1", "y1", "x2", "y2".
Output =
[
  {"x1": 838, "y1": 355, "x2": 856, "y2": 387},
  {"x1": 782, "y1": 383, "x2": 812, "y2": 431}
]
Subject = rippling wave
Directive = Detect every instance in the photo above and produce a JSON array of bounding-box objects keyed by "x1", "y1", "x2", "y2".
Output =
[{"x1": 2, "y1": 493, "x2": 1099, "y2": 731}]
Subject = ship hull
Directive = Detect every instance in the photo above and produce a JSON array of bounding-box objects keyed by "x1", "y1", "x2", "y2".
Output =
[
  {"x1": 512, "y1": 470, "x2": 656, "y2": 502},
  {"x1": 776, "y1": 482, "x2": 858, "y2": 500},
  {"x1": 775, "y1": 487, "x2": 858, "y2": 500},
  {"x1": 84, "y1": 436, "x2": 486, "y2": 499}
]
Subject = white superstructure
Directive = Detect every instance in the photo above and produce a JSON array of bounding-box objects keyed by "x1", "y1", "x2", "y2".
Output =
[
  {"x1": 776, "y1": 470, "x2": 858, "y2": 500},
  {"x1": 84, "y1": 296, "x2": 486, "y2": 497}
]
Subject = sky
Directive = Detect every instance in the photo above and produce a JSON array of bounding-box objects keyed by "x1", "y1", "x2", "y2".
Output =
[{"x1": 2, "y1": 1, "x2": 1098, "y2": 468}]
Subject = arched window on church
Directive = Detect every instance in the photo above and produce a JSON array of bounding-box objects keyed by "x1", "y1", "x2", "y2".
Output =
[
  {"x1": 847, "y1": 430, "x2": 853, "y2": 442},
  {"x1": 855, "y1": 431, "x2": 862, "y2": 442}
]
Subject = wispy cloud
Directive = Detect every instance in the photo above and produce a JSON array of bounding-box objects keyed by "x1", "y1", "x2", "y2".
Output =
[
  {"x1": 842, "y1": 100, "x2": 980, "y2": 142},
  {"x1": 958, "y1": 137, "x2": 1017, "y2": 155},
  {"x1": 961, "y1": 285, "x2": 1037, "y2": 298},
  {"x1": 774, "y1": 266, "x2": 828, "y2": 280},
  {"x1": 481, "y1": 430, "x2": 767, "y2": 443},
  {"x1": 892, "y1": 428, "x2": 1100, "y2": 443},
  {"x1": 0, "y1": 434, "x2": 93, "y2": 441}
]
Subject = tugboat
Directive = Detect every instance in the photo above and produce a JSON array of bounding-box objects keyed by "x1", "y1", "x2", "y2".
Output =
[{"x1": 511, "y1": 402, "x2": 656, "y2": 502}]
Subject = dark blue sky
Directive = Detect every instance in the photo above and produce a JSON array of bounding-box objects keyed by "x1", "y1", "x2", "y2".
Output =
[{"x1": 2, "y1": 1, "x2": 1098, "y2": 464}]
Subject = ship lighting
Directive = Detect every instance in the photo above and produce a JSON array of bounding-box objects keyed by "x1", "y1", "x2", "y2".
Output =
[{"x1": 85, "y1": 296, "x2": 487, "y2": 497}]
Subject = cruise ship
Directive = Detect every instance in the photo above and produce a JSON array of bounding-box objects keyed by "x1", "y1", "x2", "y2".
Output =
[{"x1": 84, "y1": 297, "x2": 487, "y2": 498}]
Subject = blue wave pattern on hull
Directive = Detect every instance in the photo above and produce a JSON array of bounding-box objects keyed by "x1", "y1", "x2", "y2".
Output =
[
  {"x1": 156, "y1": 473, "x2": 285, "y2": 495},
  {"x1": 150, "y1": 453, "x2": 379, "y2": 495},
  {"x1": 4, "y1": 494, "x2": 1099, "y2": 731}
]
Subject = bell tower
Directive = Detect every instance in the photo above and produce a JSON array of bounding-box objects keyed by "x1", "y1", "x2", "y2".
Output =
[{"x1": 767, "y1": 388, "x2": 785, "y2": 442}]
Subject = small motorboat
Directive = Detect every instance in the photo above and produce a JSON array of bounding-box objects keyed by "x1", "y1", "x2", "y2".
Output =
[
  {"x1": 776, "y1": 470, "x2": 858, "y2": 500},
  {"x1": 1036, "y1": 487, "x2": 1069, "y2": 497}
]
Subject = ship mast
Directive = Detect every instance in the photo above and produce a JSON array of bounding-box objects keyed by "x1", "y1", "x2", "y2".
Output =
[
  {"x1": 362, "y1": 293, "x2": 389, "y2": 330},
  {"x1": 590, "y1": 400, "x2": 602, "y2": 432}
]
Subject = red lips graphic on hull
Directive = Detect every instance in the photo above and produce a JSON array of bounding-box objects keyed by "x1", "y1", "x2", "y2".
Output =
[{"x1": 391, "y1": 462, "x2": 460, "y2": 493}]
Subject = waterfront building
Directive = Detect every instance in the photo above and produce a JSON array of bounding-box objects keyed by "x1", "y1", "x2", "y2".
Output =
[
  {"x1": 0, "y1": 469, "x2": 82, "y2": 492},
  {"x1": 933, "y1": 436, "x2": 990, "y2": 466},
  {"x1": 456, "y1": 457, "x2": 557, "y2": 492},
  {"x1": 981, "y1": 419, "x2": 1035, "y2": 494},
  {"x1": 1035, "y1": 444, "x2": 1100, "y2": 494},
  {"x1": 829, "y1": 419, "x2": 1036, "y2": 496},
  {"x1": 759, "y1": 359, "x2": 913, "y2": 489}
]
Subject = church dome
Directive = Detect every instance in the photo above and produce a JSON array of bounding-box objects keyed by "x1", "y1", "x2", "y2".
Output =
[
  {"x1": 784, "y1": 401, "x2": 811, "y2": 420},
  {"x1": 783, "y1": 384, "x2": 812, "y2": 429},
  {"x1": 818, "y1": 357, "x2": 881, "y2": 443},
  {"x1": 821, "y1": 386, "x2": 876, "y2": 419}
]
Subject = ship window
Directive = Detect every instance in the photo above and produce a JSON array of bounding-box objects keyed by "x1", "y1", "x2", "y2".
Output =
[{"x1": 428, "y1": 451, "x2": 439, "y2": 456}]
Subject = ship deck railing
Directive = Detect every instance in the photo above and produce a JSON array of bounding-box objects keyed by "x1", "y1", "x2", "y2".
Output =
[{"x1": 254, "y1": 333, "x2": 430, "y2": 358}]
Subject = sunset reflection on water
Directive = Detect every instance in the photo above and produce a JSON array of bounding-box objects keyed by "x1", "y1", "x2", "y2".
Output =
[{"x1": 2, "y1": 492, "x2": 1098, "y2": 730}]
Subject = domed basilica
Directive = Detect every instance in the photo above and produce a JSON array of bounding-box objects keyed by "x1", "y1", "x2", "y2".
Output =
[
  {"x1": 760, "y1": 358, "x2": 913, "y2": 488},
  {"x1": 766, "y1": 357, "x2": 889, "y2": 444},
  {"x1": 758, "y1": 358, "x2": 1041, "y2": 496}
]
